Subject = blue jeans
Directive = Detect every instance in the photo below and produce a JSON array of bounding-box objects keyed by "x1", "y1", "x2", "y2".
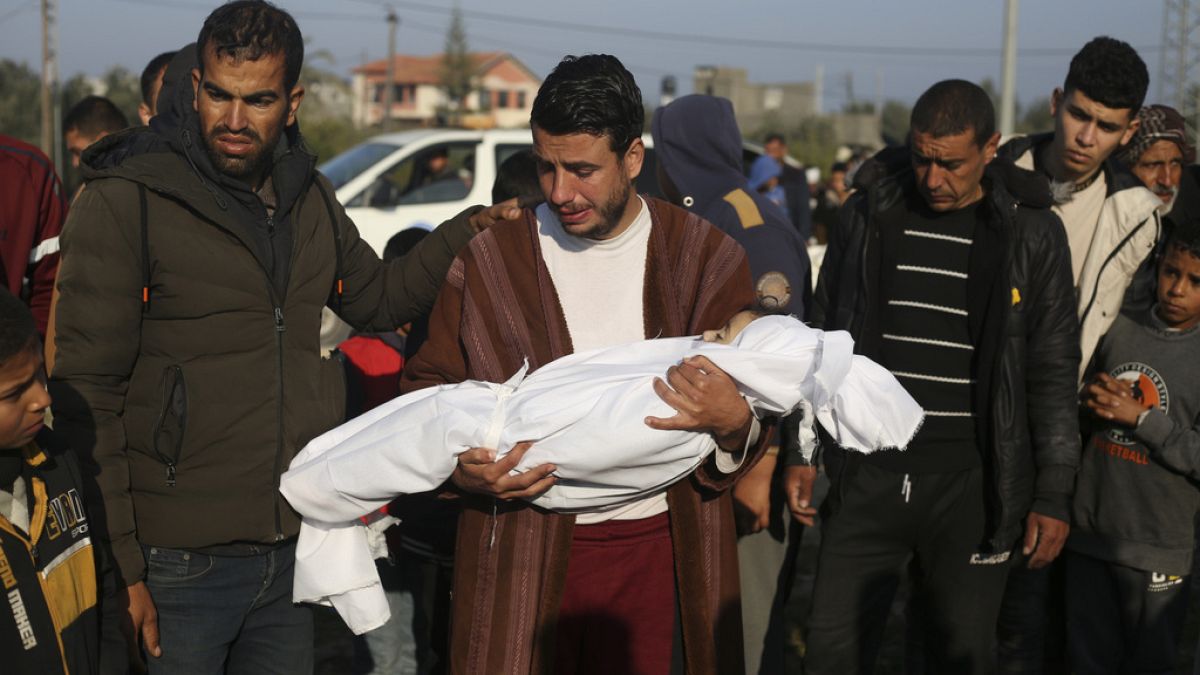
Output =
[
  {"x1": 142, "y1": 541, "x2": 313, "y2": 675},
  {"x1": 355, "y1": 558, "x2": 418, "y2": 675}
]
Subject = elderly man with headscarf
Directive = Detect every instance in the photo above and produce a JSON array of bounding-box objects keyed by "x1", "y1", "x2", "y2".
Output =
[
  {"x1": 1119, "y1": 104, "x2": 1194, "y2": 214},
  {"x1": 1119, "y1": 105, "x2": 1198, "y2": 315}
]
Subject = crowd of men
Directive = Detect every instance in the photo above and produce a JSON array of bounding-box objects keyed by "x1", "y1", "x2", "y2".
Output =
[{"x1": 1, "y1": 2, "x2": 1198, "y2": 674}]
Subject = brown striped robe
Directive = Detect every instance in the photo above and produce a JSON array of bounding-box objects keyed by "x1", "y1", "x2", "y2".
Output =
[{"x1": 401, "y1": 197, "x2": 769, "y2": 675}]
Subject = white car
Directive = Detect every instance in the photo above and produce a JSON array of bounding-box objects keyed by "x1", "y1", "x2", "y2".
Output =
[{"x1": 319, "y1": 128, "x2": 793, "y2": 256}]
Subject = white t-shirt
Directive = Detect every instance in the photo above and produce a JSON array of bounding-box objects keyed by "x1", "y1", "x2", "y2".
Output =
[{"x1": 536, "y1": 198, "x2": 666, "y2": 522}]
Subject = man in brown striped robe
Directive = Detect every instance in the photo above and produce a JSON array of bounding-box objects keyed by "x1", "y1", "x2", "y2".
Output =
[{"x1": 401, "y1": 54, "x2": 769, "y2": 675}]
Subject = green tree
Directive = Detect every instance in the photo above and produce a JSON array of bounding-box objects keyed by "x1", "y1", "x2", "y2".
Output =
[
  {"x1": 439, "y1": 6, "x2": 473, "y2": 117},
  {"x1": 782, "y1": 116, "x2": 839, "y2": 172},
  {"x1": 1017, "y1": 96, "x2": 1054, "y2": 135},
  {"x1": 297, "y1": 44, "x2": 370, "y2": 163},
  {"x1": 881, "y1": 99, "x2": 911, "y2": 144},
  {"x1": 0, "y1": 59, "x2": 41, "y2": 145},
  {"x1": 979, "y1": 77, "x2": 1001, "y2": 115}
]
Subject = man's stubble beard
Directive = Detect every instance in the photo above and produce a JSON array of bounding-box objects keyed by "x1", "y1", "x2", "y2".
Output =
[
  {"x1": 201, "y1": 110, "x2": 286, "y2": 184},
  {"x1": 582, "y1": 175, "x2": 634, "y2": 240}
]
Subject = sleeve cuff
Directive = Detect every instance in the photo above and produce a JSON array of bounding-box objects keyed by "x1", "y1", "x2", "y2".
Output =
[
  {"x1": 714, "y1": 416, "x2": 760, "y2": 474},
  {"x1": 1033, "y1": 464, "x2": 1076, "y2": 497},
  {"x1": 111, "y1": 537, "x2": 147, "y2": 587},
  {"x1": 1133, "y1": 408, "x2": 1172, "y2": 449},
  {"x1": 1030, "y1": 493, "x2": 1071, "y2": 524}
]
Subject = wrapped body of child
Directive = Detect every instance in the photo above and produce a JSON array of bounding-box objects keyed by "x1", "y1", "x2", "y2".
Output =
[{"x1": 280, "y1": 313, "x2": 924, "y2": 633}]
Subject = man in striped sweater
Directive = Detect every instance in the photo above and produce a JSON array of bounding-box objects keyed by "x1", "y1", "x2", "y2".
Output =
[{"x1": 798, "y1": 80, "x2": 1081, "y2": 673}]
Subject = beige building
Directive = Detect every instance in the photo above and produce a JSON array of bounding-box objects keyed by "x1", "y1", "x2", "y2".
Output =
[
  {"x1": 352, "y1": 52, "x2": 540, "y2": 129},
  {"x1": 693, "y1": 66, "x2": 817, "y2": 132}
]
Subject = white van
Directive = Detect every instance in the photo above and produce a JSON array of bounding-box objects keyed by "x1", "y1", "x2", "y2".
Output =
[{"x1": 318, "y1": 128, "x2": 789, "y2": 256}]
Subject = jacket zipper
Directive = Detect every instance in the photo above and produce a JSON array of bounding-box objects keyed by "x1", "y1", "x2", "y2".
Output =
[
  {"x1": 272, "y1": 302, "x2": 286, "y2": 540},
  {"x1": 1077, "y1": 219, "x2": 1148, "y2": 328},
  {"x1": 152, "y1": 365, "x2": 186, "y2": 487},
  {"x1": 259, "y1": 201, "x2": 288, "y2": 541}
]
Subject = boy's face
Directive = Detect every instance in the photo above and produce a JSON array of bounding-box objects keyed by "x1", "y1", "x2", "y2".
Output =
[
  {"x1": 1050, "y1": 88, "x2": 1139, "y2": 182},
  {"x1": 0, "y1": 346, "x2": 50, "y2": 449},
  {"x1": 1156, "y1": 245, "x2": 1200, "y2": 331},
  {"x1": 702, "y1": 311, "x2": 759, "y2": 345}
]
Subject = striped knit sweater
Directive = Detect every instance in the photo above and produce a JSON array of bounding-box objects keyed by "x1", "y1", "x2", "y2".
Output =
[{"x1": 868, "y1": 202, "x2": 981, "y2": 473}]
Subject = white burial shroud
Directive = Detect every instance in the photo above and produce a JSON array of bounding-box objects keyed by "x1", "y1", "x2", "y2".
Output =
[{"x1": 280, "y1": 314, "x2": 923, "y2": 634}]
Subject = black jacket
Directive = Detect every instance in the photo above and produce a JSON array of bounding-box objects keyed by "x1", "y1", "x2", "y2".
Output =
[
  {"x1": 1, "y1": 435, "x2": 103, "y2": 675},
  {"x1": 813, "y1": 147, "x2": 1081, "y2": 550}
]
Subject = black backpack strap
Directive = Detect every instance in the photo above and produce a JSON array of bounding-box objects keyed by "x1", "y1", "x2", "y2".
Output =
[
  {"x1": 138, "y1": 184, "x2": 151, "y2": 313},
  {"x1": 314, "y1": 180, "x2": 344, "y2": 313}
]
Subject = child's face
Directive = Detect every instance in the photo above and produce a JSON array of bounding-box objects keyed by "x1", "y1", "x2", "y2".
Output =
[
  {"x1": 0, "y1": 346, "x2": 50, "y2": 449},
  {"x1": 702, "y1": 311, "x2": 758, "y2": 345},
  {"x1": 1156, "y1": 245, "x2": 1200, "y2": 330}
]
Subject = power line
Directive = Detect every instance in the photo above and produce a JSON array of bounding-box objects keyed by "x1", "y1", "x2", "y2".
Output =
[
  {"x1": 104, "y1": 0, "x2": 378, "y2": 22},
  {"x1": 351, "y1": 0, "x2": 1162, "y2": 58},
  {"x1": 0, "y1": 0, "x2": 38, "y2": 24},
  {"x1": 400, "y1": 17, "x2": 676, "y2": 78}
]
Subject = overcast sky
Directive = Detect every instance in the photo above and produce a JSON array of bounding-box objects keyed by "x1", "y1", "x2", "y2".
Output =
[{"x1": 0, "y1": 0, "x2": 1167, "y2": 112}]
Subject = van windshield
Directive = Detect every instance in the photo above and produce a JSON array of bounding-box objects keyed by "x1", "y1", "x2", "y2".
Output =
[{"x1": 318, "y1": 142, "x2": 402, "y2": 190}]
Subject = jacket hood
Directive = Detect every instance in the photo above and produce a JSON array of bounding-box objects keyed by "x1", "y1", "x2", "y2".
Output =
[
  {"x1": 747, "y1": 155, "x2": 781, "y2": 191},
  {"x1": 651, "y1": 95, "x2": 748, "y2": 213},
  {"x1": 854, "y1": 143, "x2": 1054, "y2": 211},
  {"x1": 997, "y1": 132, "x2": 1147, "y2": 198}
]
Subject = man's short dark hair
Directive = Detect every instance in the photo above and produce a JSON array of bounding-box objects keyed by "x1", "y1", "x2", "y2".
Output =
[
  {"x1": 1167, "y1": 220, "x2": 1200, "y2": 260},
  {"x1": 1064, "y1": 36, "x2": 1148, "y2": 113},
  {"x1": 63, "y1": 95, "x2": 129, "y2": 137},
  {"x1": 530, "y1": 54, "x2": 643, "y2": 155},
  {"x1": 492, "y1": 150, "x2": 542, "y2": 204},
  {"x1": 910, "y1": 79, "x2": 996, "y2": 148},
  {"x1": 0, "y1": 291, "x2": 38, "y2": 367},
  {"x1": 197, "y1": 0, "x2": 304, "y2": 92},
  {"x1": 764, "y1": 132, "x2": 785, "y2": 145},
  {"x1": 141, "y1": 50, "x2": 177, "y2": 106}
]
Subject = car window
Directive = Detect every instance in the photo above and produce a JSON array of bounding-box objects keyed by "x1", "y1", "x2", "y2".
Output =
[
  {"x1": 356, "y1": 141, "x2": 478, "y2": 208},
  {"x1": 495, "y1": 143, "x2": 532, "y2": 170},
  {"x1": 318, "y1": 142, "x2": 401, "y2": 190}
]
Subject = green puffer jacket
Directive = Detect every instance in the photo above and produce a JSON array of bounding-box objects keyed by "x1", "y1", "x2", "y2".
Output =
[{"x1": 50, "y1": 120, "x2": 474, "y2": 586}]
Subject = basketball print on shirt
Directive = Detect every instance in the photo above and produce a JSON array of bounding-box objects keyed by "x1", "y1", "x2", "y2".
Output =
[{"x1": 1106, "y1": 362, "x2": 1169, "y2": 445}]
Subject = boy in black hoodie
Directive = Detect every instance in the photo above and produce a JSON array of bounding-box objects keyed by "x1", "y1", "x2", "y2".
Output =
[
  {"x1": 0, "y1": 290, "x2": 105, "y2": 674},
  {"x1": 1068, "y1": 221, "x2": 1200, "y2": 672}
]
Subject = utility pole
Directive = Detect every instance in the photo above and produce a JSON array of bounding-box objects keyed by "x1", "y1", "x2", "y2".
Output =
[
  {"x1": 873, "y1": 68, "x2": 883, "y2": 121},
  {"x1": 381, "y1": 8, "x2": 398, "y2": 130},
  {"x1": 999, "y1": 0, "x2": 1019, "y2": 137},
  {"x1": 814, "y1": 64, "x2": 823, "y2": 116},
  {"x1": 40, "y1": 0, "x2": 58, "y2": 161}
]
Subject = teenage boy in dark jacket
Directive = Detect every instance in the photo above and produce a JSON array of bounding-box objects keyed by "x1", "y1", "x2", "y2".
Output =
[
  {"x1": 0, "y1": 291, "x2": 104, "y2": 675},
  {"x1": 794, "y1": 80, "x2": 1081, "y2": 673},
  {"x1": 48, "y1": 3, "x2": 506, "y2": 673}
]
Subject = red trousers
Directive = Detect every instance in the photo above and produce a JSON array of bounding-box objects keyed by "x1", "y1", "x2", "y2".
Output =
[{"x1": 554, "y1": 513, "x2": 676, "y2": 675}]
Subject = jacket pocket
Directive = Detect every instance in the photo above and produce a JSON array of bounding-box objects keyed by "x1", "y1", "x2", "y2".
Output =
[{"x1": 153, "y1": 365, "x2": 188, "y2": 487}]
